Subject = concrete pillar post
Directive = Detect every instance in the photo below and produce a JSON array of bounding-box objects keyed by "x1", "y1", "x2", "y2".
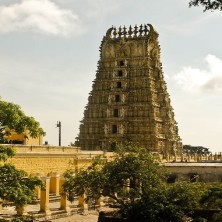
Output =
[
  {"x1": 30, "y1": 173, "x2": 42, "y2": 200},
  {"x1": 35, "y1": 187, "x2": 41, "y2": 200},
  {"x1": 40, "y1": 177, "x2": 51, "y2": 215},
  {"x1": 50, "y1": 173, "x2": 60, "y2": 196},
  {"x1": 16, "y1": 205, "x2": 27, "y2": 216},
  {"x1": 60, "y1": 177, "x2": 70, "y2": 213},
  {"x1": 180, "y1": 154, "x2": 184, "y2": 162},
  {"x1": 96, "y1": 196, "x2": 104, "y2": 207},
  {"x1": 214, "y1": 154, "x2": 218, "y2": 161},
  {"x1": 166, "y1": 153, "x2": 170, "y2": 162},
  {"x1": 194, "y1": 154, "x2": 198, "y2": 162},
  {"x1": 125, "y1": 179, "x2": 130, "y2": 193},
  {"x1": 78, "y1": 193, "x2": 88, "y2": 211},
  {"x1": 187, "y1": 154, "x2": 191, "y2": 162},
  {"x1": 0, "y1": 198, "x2": 3, "y2": 211}
]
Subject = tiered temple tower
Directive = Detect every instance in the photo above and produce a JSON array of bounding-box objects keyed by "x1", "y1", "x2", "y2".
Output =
[{"x1": 76, "y1": 24, "x2": 182, "y2": 154}]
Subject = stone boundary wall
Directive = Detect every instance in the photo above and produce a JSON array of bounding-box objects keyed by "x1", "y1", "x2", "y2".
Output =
[
  {"x1": 4, "y1": 145, "x2": 113, "y2": 176},
  {"x1": 2, "y1": 145, "x2": 222, "y2": 182},
  {"x1": 165, "y1": 162, "x2": 222, "y2": 182}
]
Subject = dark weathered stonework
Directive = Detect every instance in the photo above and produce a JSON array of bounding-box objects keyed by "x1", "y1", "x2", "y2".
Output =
[{"x1": 76, "y1": 24, "x2": 182, "y2": 154}]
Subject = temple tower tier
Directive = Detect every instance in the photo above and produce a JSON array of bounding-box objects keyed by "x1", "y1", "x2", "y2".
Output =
[{"x1": 75, "y1": 24, "x2": 182, "y2": 154}]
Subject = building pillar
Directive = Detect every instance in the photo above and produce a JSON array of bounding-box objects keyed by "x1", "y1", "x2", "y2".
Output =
[
  {"x1": 35, "y1": 186, "x2": 41, "y2": 200},
  {"x1": 0, "y1": 198, "x2": 3, "y2": 211},
  {"x1": 124, "y1": 179, "x2": 130, "y2": 193},
  {"x1": 40, "y1": 177, "x2": 51, "y2": 215},
  {"x1": 78, "y1": 193, "x2": 88, "y2": 212},
  {"x1": 173, "y1": 154, "x2": 177, "y2": 162},
  {"x1": 214, "y1": 154, "x2": 218, "y2": 161},
  {"x1": 60, "y1": 177, "x2": 70, "y2": 213},
  {"x1": 180, "y1": 154, "x2": 184, "y2": 162},
  {"x1": 194, "y1": 154, "x2": 198, "y2": 162},
  {"x1": 30, "y1": 173, "x2": 42, "y2": 200},
  {"x1": 187, "y1": 154, "x2": 191, "y2": 162},
  {"x1": 166, "y1": 153, "x2": 170, "y2": 162},
  {"x1": 16, "y1": 205, "x2": 27, "y2": 216},
  {"x1": 96, "y1": 196, "x2": 104, "y2": 207},
  {"x1": 50, "y1": 173, "x2": 60, "y2": 196},
  {"x1": 197, "y1": 154, "x2": 202, "y2": 162}
]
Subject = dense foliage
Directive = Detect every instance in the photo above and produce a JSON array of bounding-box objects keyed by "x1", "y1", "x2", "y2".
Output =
[
  {"x1": 189, "y1": 0, "x2": 222, "y2": 11},
  {"x1": 0, "y1": 146, "x2": 43, "y2": 213},
  {"x1": 0, "y1": 163, "x2": 42, "y2": 207},
  {"x1": 0, "y1": 97, "x2": 45, "y2": 143},
  {"x1": 0, "y1": 145, "x2": 16, "y2": 161},
  {"x1": 63, "y1": 144, "x2": 166, "y2": 205},
  {"x1": 63, "y1": 143, "x2": 222, "y2": 221}
]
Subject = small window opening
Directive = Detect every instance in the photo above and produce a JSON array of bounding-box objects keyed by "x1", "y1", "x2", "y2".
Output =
[
  {"x1": 167, "y1": 174, "x2": 177, "y2": 184},
  {"x1": 117, "y1": 82, "x2": 122, "y2": 88},
  {"x1": 119, "y1": 60, "x2": 125, "y2": 66},
  {"x1": 112, "y1": 125, "x2": 118, "y2": 133},
  {"x1": 118, "y1": 70, "x2": 123, "y2": 77},
  {"x1": 115, "y1": 95, "x2": 121, "y2": 102},
  {"x1": 113, "y1": 109, "x2": 119, "y2": 117},
  {"x1": 189, "y1": 173, "x2": 198, "y2": 183}
]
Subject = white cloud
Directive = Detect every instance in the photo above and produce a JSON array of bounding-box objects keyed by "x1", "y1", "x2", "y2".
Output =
[
  {"x1": 0, "y1": 0, "x2": 82, "y2": 36},
  {"x1": 174, "y1": 54, "x2": 222, "y2": 93}
]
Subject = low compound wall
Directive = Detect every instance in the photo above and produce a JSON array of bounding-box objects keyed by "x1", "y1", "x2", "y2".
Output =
[
  {"x1": 5, "y1": 145, "x2": 112, "y2": 176},
  {"x1": 3, "y1": 145, "x2": 222, "y2": 182},
  {"x1": 165, "y1": 162, "x2": 222, "y2": 182}
]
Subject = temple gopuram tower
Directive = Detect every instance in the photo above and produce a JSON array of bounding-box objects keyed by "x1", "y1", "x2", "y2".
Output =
[{"x1": 76, "y1": 24, "x2": 182, "y2": 154}]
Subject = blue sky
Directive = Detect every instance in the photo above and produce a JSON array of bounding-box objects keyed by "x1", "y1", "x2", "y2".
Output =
[{"x1": 0, "y1": 0, "x2": 222, "y2": 152}]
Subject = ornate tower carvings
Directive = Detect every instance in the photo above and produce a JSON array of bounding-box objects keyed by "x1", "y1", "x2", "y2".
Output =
[{"x1": 76, "y1": 24, "x2": 182, "y2": 154}]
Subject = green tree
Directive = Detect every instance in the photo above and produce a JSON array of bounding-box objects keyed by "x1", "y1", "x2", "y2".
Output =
[
  {"x1": 63, "y1": 143, "x2": 166, "y2": 203},
  {"x1": 0, "y1": 97, "x2": 45, "y2": 143},
  {"x1": 189, "y1": 0, "x2": 222, "y2": 11},
  {"x1": 0, "y1": 164, "x2": 42, "y2": 209},
  {"x1": 183, "y1": 145, "x2": 210, "y2": 154},
  {"x1": 63, "y1": 143, "x2": 207, "y2": 221},
  {"x1": 0, "y1": 146, "x2": 43, "y2": 215},
  {"x1": 0, "y1": 145, "x2": 16, "y2": 161},
  {"x1": 200, "y1": 183, "x2": 222, "y2": 209}
]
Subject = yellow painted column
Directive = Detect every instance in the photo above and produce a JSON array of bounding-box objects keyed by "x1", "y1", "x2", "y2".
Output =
[
  {"x1": 96, "y1": 196, "x2": 104, "y2": 207},
  {"x1": 30, "y1": 173, "x2": 42, "y2": 200},
  {"x1": 60, "y1": 177, "x2": 70, "y2": 213},
  {"x1": 78, "y1": 193, "x2": 88, "y2": 211},
  {"x1": 125, "y1": 179, "x2": 130, "y2": 193},
  {"x1": 50, "y1": 173, "x2": 60, "y2": 196},
  {"x1": 40, "y1": 177, "x2": 51, "y2": 215},
  {"x1": 0, "y1": 198, "x2": 3, "y2": 211},
  {"x1": 166, "y1": 153, "x2": 170, "y2": 162},
  {"x1": 16, "y1": 205, "x2": 27, "y2": 216},
  {"x1": 35, "y1": 187, "x2": 41, "y2": 200}
]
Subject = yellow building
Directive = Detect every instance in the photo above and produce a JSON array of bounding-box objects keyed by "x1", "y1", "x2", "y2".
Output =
[{"x1": 4, "y1": 129, "x2": 43, "y2": 146}]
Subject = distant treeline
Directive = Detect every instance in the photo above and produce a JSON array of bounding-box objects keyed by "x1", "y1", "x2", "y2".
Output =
[{"x1": 183, "y1": 144, "x2": 210, "y2": 154}]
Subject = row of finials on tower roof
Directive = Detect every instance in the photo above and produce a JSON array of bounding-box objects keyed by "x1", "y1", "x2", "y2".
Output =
[{"x1": 106, "y1": 24, "x2": 154, "y2": 39}]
